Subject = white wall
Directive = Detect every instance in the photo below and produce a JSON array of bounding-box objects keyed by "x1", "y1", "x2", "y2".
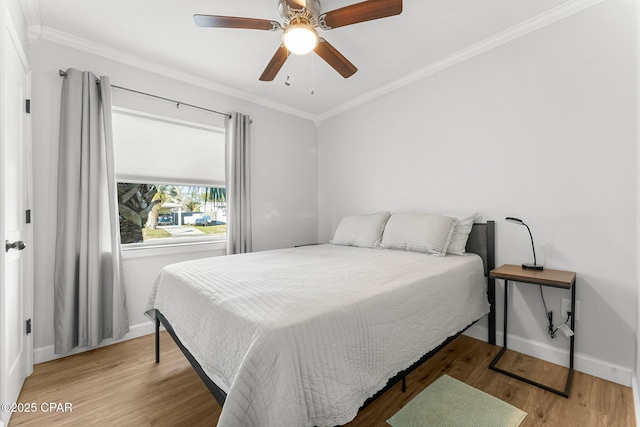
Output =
[
  {"x1": 318, "y1": 1, "x2": 636, "y2": 385},
  {"x1": 635, "y1": 0, "x2": 640, "y2": 419},
  {"x1": 29, "y1": 39, "x2": 318, "y2": 361}
]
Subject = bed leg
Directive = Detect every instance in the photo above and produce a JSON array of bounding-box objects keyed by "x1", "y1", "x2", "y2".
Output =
[
  {"x1": 402, "y1": 376, "x2": 406, "y2": 393},
  {"x1": 155, "y1": 314, "x2": 160, "y2": 364}
]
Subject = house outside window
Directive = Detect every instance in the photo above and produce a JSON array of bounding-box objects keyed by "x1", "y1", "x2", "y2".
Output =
[{"x1": 112, "y1": 109, "x2": 226, "y2": 245}]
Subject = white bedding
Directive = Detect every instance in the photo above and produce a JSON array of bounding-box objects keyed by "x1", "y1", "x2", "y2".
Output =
[{"x1": 144, "y1": 244, "x2": 490, "y2": 427}]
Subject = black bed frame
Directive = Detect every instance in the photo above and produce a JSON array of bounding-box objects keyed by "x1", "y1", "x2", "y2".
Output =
[{"x1": 154, "y1": 220, "x2": 496, "y2": 414}]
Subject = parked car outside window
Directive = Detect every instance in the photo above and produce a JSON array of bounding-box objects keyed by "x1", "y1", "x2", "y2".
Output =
[{"x1": 158, "y1": 215, "x2": 173, "y2": 226}]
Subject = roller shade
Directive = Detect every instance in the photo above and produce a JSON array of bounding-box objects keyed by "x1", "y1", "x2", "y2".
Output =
[{"x1": 112, "y1": 110, "x2": 225, "y2": 186}]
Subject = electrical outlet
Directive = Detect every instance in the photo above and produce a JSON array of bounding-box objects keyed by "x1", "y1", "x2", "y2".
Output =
[{"x1": 561, "y1": 298, "x2": 580, "y2": 321}]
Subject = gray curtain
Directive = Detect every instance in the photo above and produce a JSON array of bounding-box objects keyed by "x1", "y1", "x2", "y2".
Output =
[
  {"x1": 54, "y1": 68, "x2": 128, "y2": 354},
  {"x1": 225, "y1": 113, "x2": 252, "y2": 255}
]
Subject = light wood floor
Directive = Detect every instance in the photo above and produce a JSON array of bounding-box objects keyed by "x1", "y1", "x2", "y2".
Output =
[{"x1": 10, "y1": 333, "x2": 635, "y2": 426}]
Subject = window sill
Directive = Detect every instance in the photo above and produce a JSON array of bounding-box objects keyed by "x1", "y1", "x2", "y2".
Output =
[{"x1": 121, "y1": 239, "x2": 227, "y2": 260}]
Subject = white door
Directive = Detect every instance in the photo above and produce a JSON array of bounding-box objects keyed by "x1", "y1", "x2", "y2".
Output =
[{"x1": 0, "y1": 7, "x2": 33, "y2": 427}]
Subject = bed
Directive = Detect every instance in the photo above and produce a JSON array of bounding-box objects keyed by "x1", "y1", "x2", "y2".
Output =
[{"x1": 145, "y1": 219, "x2": 495, "y2": 427}]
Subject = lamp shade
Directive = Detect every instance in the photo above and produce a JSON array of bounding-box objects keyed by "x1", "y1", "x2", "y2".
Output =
[
  {"x1": 505, "y1": 217, "x2": 524, "y2": 225},
  {"x1": 283, "y1": 23, "x2": 319, "y2": 55}
]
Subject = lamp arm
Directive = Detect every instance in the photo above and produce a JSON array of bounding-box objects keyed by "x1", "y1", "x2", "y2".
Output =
[{"x1": 524, "y1": 223, "x2": 537, "y2": 266}]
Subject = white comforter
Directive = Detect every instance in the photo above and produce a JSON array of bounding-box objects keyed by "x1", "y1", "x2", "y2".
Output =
[{"x1": 144, "y1": 244, "x2": 489, "y2": 427}]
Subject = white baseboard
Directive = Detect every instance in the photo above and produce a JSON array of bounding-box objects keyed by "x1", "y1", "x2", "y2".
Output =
[
  {"x1": 33, "y1": 321, "x2": 158, "y2": 365},
  {"x1": 464, "y1": 324, "x2": 633, "y2": 387},
  {"x1": 632, "y1": 374, "x2": 640, "y2": 427}
]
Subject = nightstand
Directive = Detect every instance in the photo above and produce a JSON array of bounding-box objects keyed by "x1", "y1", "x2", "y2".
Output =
[{"x1": 489, "y1": 264, "x2": 576, "y2": 397}]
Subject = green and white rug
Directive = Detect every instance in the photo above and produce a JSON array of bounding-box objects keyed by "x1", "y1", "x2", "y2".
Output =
[{"x1": 387, "y1": 375, "x2": 527, "y2": 427}]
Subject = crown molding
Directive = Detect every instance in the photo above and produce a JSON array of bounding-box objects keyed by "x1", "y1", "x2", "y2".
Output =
[
  {"x1": 29, "y1": 0, "x2": 605, "y2": 125},
  {"x1": 26, "y1": 23, "x2": 40, "y2": 44},
  {"x1": 317, "y1": 0, "x2": 607, "y2": 123},
  {"x1": 36, "y1": 26, "x2": 318, "y2": 122},
  {"x1": 20, "y1": 0, "x2": 41, "y2": 26}
]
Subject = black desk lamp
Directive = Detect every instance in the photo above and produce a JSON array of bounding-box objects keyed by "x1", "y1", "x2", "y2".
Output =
[{"x1": 506, "y1": 217, "x2": 543, "y2": 271}]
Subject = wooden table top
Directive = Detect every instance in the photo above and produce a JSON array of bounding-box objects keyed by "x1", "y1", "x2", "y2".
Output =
[{"x1": 490, "y1": 264, "x2": 576, "y2": 289}]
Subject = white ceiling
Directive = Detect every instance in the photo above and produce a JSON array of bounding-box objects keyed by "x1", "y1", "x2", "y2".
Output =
[{"x1": 32, "y1": 0, "x2": 578, "y2": 118}]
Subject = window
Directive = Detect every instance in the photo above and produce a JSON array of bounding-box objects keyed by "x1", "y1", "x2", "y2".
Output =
[{"x1": 112, "y1": 109, "x2": 226, "y2": 245}]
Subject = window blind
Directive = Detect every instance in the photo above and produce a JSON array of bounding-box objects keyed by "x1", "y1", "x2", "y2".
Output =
[{"x1": 112, "y1": 110, "x2": 225, "y2": 187}]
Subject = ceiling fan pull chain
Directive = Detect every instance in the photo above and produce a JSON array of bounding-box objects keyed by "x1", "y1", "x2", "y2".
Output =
[{"x1": 310, "y1": 54, "x2": 316, "y2": 95}]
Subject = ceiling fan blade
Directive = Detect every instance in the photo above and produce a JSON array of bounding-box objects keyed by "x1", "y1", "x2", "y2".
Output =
[
  {"x1": 314, "y1": 38, "x2": 357, "y2": 78},
  {"x1": 321, "y1": 0, "x2": 402, "y2": 29},
  {"x1": 194, "y1": 14, "x2": 279, "y2": 31},
  {"x1": 284, "y1": 0, "x2": 306, "y2": 9},
  {"x1": 259, "y1": 45, "x2": 290, "y2": 81}
]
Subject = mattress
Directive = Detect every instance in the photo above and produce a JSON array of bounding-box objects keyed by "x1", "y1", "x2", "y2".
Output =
[{"x1": 144, "y1": 244, "x2": 489, "y2": 427}]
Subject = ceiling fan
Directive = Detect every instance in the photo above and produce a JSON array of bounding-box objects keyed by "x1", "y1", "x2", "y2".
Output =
[{"x1": 194, "y1": 0, "x2": 403, "y2": 81}]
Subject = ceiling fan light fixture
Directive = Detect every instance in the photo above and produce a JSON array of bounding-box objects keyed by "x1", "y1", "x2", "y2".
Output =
[{"x1": 283, "y1": 23, "x2": 318, "y2": 55}]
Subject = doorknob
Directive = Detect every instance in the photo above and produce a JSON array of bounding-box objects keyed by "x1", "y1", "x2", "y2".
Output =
[{"x1": 5, "y1": 240, "x2": 26, "y2": 253}]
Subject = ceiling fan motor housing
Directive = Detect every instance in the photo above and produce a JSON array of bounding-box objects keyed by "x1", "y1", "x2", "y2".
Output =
[{"x1": 279, "y1": 0, "x2": 321, "y2": 28}]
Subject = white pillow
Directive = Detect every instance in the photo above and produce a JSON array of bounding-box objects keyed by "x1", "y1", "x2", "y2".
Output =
[
  {"x1": 380, "y1": 213, "x2": 456, "y2": 256},
  {"x1": 445, "y1": 213, "x2": 479, "y2": 256},
  {"x1": 331, "y1": 211, "x2": 391, "y2": 248}
]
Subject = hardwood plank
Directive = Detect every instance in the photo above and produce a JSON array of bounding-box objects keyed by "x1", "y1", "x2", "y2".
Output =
[
  {"x1": 10, "y1": 334, "x2": 634, "y2": 426},
  {"x1": 492, "y1": 348, "x2": 569, "y2": 391},
  {"x1": 10, "y1": 333, "x2": 220, "y2": 426}
]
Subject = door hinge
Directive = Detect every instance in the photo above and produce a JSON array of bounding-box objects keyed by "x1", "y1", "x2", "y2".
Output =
[
  {"x1": 26, "y1": 319, "x2": 32, "y2": 335},
  {"x1": 26, "y1": 209, "x2": 31, "y2": 224},
  {"x1": 25, "y1": 99, "x2": 31, "y2": 114}
]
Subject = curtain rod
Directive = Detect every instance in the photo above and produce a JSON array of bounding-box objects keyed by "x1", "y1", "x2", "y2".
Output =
[{"x1": 59, "y1": 70, "x2": 232, "y2": 119}]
